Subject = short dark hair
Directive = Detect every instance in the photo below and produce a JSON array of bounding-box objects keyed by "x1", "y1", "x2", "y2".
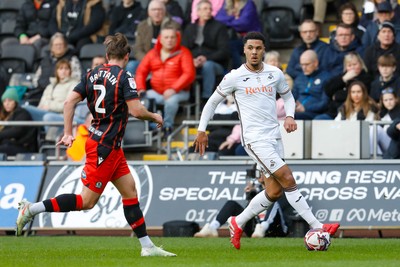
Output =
[{"x1": 243, "y1": 31, "x2": 266, "y2": 46}]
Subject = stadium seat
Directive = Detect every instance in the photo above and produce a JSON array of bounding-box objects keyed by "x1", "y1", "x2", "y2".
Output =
[
  {"x1": 0, "y1": 0, "x2": 24, "y2": 44},
  {"x1": 122, "y1": 117, "x2": 154, "y2": 148},
  {"x1": 79, "y1": 43, "x2": 106, "y2": 72},
  {"x1": 261, "y1": 0, "x2": 312, "y2": 46},
  {"x1": 0, "y1": 44, "x2": 36, "y2": 84}
]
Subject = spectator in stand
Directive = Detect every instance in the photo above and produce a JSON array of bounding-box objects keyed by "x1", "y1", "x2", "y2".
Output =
[
  {"x1": 12, "y1": 0, "x2": 57, "y2": 57},
  {"x1": 0, "y1": 87, "x2": 37, "y2": 156},
  {"x1": 127, "y1": 0, "x2": 180, "y2": 75},
  {"x1": 361, "y1": 0, "x2": 400, "y2": 28},
  {"x1": 182, "y1": 0, "x2": 230, "y2": 101},
  {"x1": 316, "y1": 52, "x2": 372, "y2": 120},
  {"x1": 384, "y1": 117, "x2": 400, "y2": 159},
  {"x1": 33, "y1": 32, "x2": 82, "y2": 102},
  {"x1": 50, "y1": 0, "x2": 107, "y2": 52},
  {"x1": 90, "y1": 55, "x2": 107, "y2": 68},
  {"x1": 292, "y1": 50, "x2": 331, "y2": 120},
  {"x1": 108, "y1": 0, "x2": 146, "y2": 45},
  {"x1": 362, "y1": 1, "x2": 400, "y2": 48},
  {"x1": 135, "y1": 26, "x2": 195, "y2": 137},
  {"x1": 330, "y1": 2, "x2": 366, "y2": 46},
  {"x1": 363, "y1": 21, "x2": 400, "y2": 80},
  {"x1": 320, "y1": 23, "x2": 363, "y2": 77},
  {"x1": 191, "y1": 0, "x2": 224, "y2": 23},
  {"x1": 161, "y1": 0, "x2": 185, "y2": 25},
  {"x1": 215, "y1": 0, "x2": 261, "y2": 69},
  {"x1": 335, "y1": 80, "x2": 379, "y2": 121},
  {"x1": 286, "y1": 20, "x2": 328, "y2": 80},
  {"x1": 370, "y1": 54, "x2": 400, "y2": 102},
  {"x1": 24, "y1": 59, "x2": 80, "y2": 124},
  {"x1": 373, "y1": 88, "x2": 400, "y2": 156}
]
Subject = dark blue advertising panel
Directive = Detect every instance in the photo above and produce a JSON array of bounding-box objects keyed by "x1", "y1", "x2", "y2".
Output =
[
  {"x1": 32, "y1": 161, "x2": 400, "y2": 230},
  {"x1": 0, "y1": 165, "x2": 45, "y2": 228}
]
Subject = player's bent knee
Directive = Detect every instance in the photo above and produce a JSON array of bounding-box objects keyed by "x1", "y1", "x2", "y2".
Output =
[{"x1": 266, "y1": 188, "x2": 283, "y2": 201}]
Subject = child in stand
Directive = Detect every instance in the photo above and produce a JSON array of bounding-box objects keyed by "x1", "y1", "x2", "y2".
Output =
[
  {"x1": 372, "y1": 88, "x2": 400, "y2": 156},
  {"x1": 370, "y1": 54, "x2": 400, "y2": 103}
]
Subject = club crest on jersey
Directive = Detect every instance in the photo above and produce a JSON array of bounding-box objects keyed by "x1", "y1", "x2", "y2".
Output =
[
  {"x1": 270, "y1": 160, "x2": 276, "y2": 168},
  {"x1": 81, "y1": 170, "x2": 87, "y2": 179},
  {"x1": 256, "y1": 77, "x2": 261, "y2": 83},
  {"x1": 128, "y1": 78, "x2": 136, "y2": 89}
]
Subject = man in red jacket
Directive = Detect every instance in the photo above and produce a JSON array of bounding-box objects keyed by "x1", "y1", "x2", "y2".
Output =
[{"x1": 135, "y1": 25, "x2": 196, "y2": 136}]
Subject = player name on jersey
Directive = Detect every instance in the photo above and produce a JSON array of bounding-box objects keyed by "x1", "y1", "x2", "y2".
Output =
[{"x1": 89, "y1": 70, "x2": 118, "y2": 85}]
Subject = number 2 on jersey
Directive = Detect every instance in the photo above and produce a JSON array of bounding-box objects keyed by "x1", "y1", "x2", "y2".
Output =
[{"x1": 94, "y1": 84, "x2": 106, "y2": 114}]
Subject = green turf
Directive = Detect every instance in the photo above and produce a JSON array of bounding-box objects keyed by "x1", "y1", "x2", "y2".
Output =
[{"x1": 0, "y1": 236, "x2": 399, "y2": 267}]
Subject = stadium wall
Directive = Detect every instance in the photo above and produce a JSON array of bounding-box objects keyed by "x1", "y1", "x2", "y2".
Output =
[{"x1": 1, "y1": 160, "x2": 400, "y2": 234}]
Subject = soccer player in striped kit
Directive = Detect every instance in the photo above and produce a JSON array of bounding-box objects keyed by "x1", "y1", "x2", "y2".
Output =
[{"x1": 16, "y1": 33, "x2": 176, "y2": 257}]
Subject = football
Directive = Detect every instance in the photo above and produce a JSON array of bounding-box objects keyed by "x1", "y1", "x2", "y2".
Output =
[{"x1": 304, "y1": 229, "x2": 331, "y2": 251}]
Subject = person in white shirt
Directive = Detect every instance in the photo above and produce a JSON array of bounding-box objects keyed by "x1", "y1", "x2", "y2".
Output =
[{"x1": 193, "y1": 31, "x2": 340, "y2": 250}]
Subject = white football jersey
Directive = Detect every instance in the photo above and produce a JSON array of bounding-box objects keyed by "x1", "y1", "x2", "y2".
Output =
[{"x1": 217, "y1": 63, "x2": 290, "y2": 145}]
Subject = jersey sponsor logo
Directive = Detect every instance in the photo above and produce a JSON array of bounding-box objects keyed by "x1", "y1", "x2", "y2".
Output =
[
  {"x1": 88, "y1": 126, "x2": 103, "y2": 137},
  {"x1": 243, "y1": 77, "x2": 250, "y2": 82},
  {"x1": 245, "y1": 85, "x2": 273, "y2": 95},
  {"x1": 268, "y1": 73, "x2": 274, "y2": 80},
  {"x1": 128, "y1": 78, "x2": 136, "y2": 89}
]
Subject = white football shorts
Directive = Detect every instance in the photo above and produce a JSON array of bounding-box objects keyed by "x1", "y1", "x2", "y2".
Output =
[{"x1": 244, "y1": 138, "x2": 286, "y2": 178}]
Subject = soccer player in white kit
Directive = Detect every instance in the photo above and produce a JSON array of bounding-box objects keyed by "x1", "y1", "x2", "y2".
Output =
[{"x1": 194, "y1": 32, "x2": 340, "y2": 250}]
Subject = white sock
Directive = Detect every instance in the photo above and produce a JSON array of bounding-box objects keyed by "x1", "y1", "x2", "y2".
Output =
[
  {"x1": 209, "y1": 220, "x2": 220, "y2": 230},
  {"x1": 236, "y1": 190, "x2": 272, "y2": 228},
  {"x1": 139, "y1": 236, "x2": 154, "y2": 248},
  {"x1": 29, "y1": 202, "x2": 46, "y2": 216},
  {"x1": 285, "y1": 189, "x2": 322, "y2": 229}
]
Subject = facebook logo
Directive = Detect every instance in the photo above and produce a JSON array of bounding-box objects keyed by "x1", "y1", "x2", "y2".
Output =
[{"x1": 329, "y1": 209, "x2": 344, "y2": 221}]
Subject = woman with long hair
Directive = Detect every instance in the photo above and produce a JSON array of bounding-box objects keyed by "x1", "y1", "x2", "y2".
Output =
[{"x1": 335, "y1": 80, "x2": 379, "y2": 121}]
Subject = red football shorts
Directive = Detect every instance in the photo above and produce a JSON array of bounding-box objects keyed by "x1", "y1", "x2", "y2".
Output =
[{"x1": 81, "y1": 138, "x2": 130, "y2": 194}]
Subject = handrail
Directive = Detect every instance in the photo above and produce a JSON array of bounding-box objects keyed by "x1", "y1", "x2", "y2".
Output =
[
  {"x1": 0, "y1": 121, "x2": 73, "y2": 126},
  {"x1": 0, "y1": 121, "x2": 77, "y2": 160},
  {"x1": 167, "y1": 120, "x2": 394, "y2": 160},
  {"x1": 166, "y1": 120, "x2": 239, "y2": 159}
]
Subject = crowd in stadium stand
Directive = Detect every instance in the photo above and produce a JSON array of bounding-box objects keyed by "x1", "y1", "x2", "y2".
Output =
[{"x1": 0, "y1": 0, "x2": 400, "y2": 159}]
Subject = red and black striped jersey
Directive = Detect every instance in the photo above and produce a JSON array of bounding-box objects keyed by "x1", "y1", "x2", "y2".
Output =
[{"x1": 74, "y1": 63, "x2": 139, "y2": 149}]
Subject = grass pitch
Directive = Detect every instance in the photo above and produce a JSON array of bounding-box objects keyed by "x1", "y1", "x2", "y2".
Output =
[{"x1": 0, "y1": 236, "x2": 399, "y2": 267}]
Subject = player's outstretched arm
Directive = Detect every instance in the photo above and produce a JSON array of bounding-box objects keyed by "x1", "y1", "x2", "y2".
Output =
[
  {"x1": 57, "y1": 91, "x2": 82, "y2": 147},
  {"x1": 127, "y1": 99, "x2": 163, "y2": 128},
  {"x1": 194, "y1": 91, "x2": 225, "y2": 155}
]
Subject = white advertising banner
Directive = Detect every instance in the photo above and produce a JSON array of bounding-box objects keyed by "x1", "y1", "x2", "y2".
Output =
[{"x1": 31, "y1": 162, "x2": 400, "y2": 229}]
